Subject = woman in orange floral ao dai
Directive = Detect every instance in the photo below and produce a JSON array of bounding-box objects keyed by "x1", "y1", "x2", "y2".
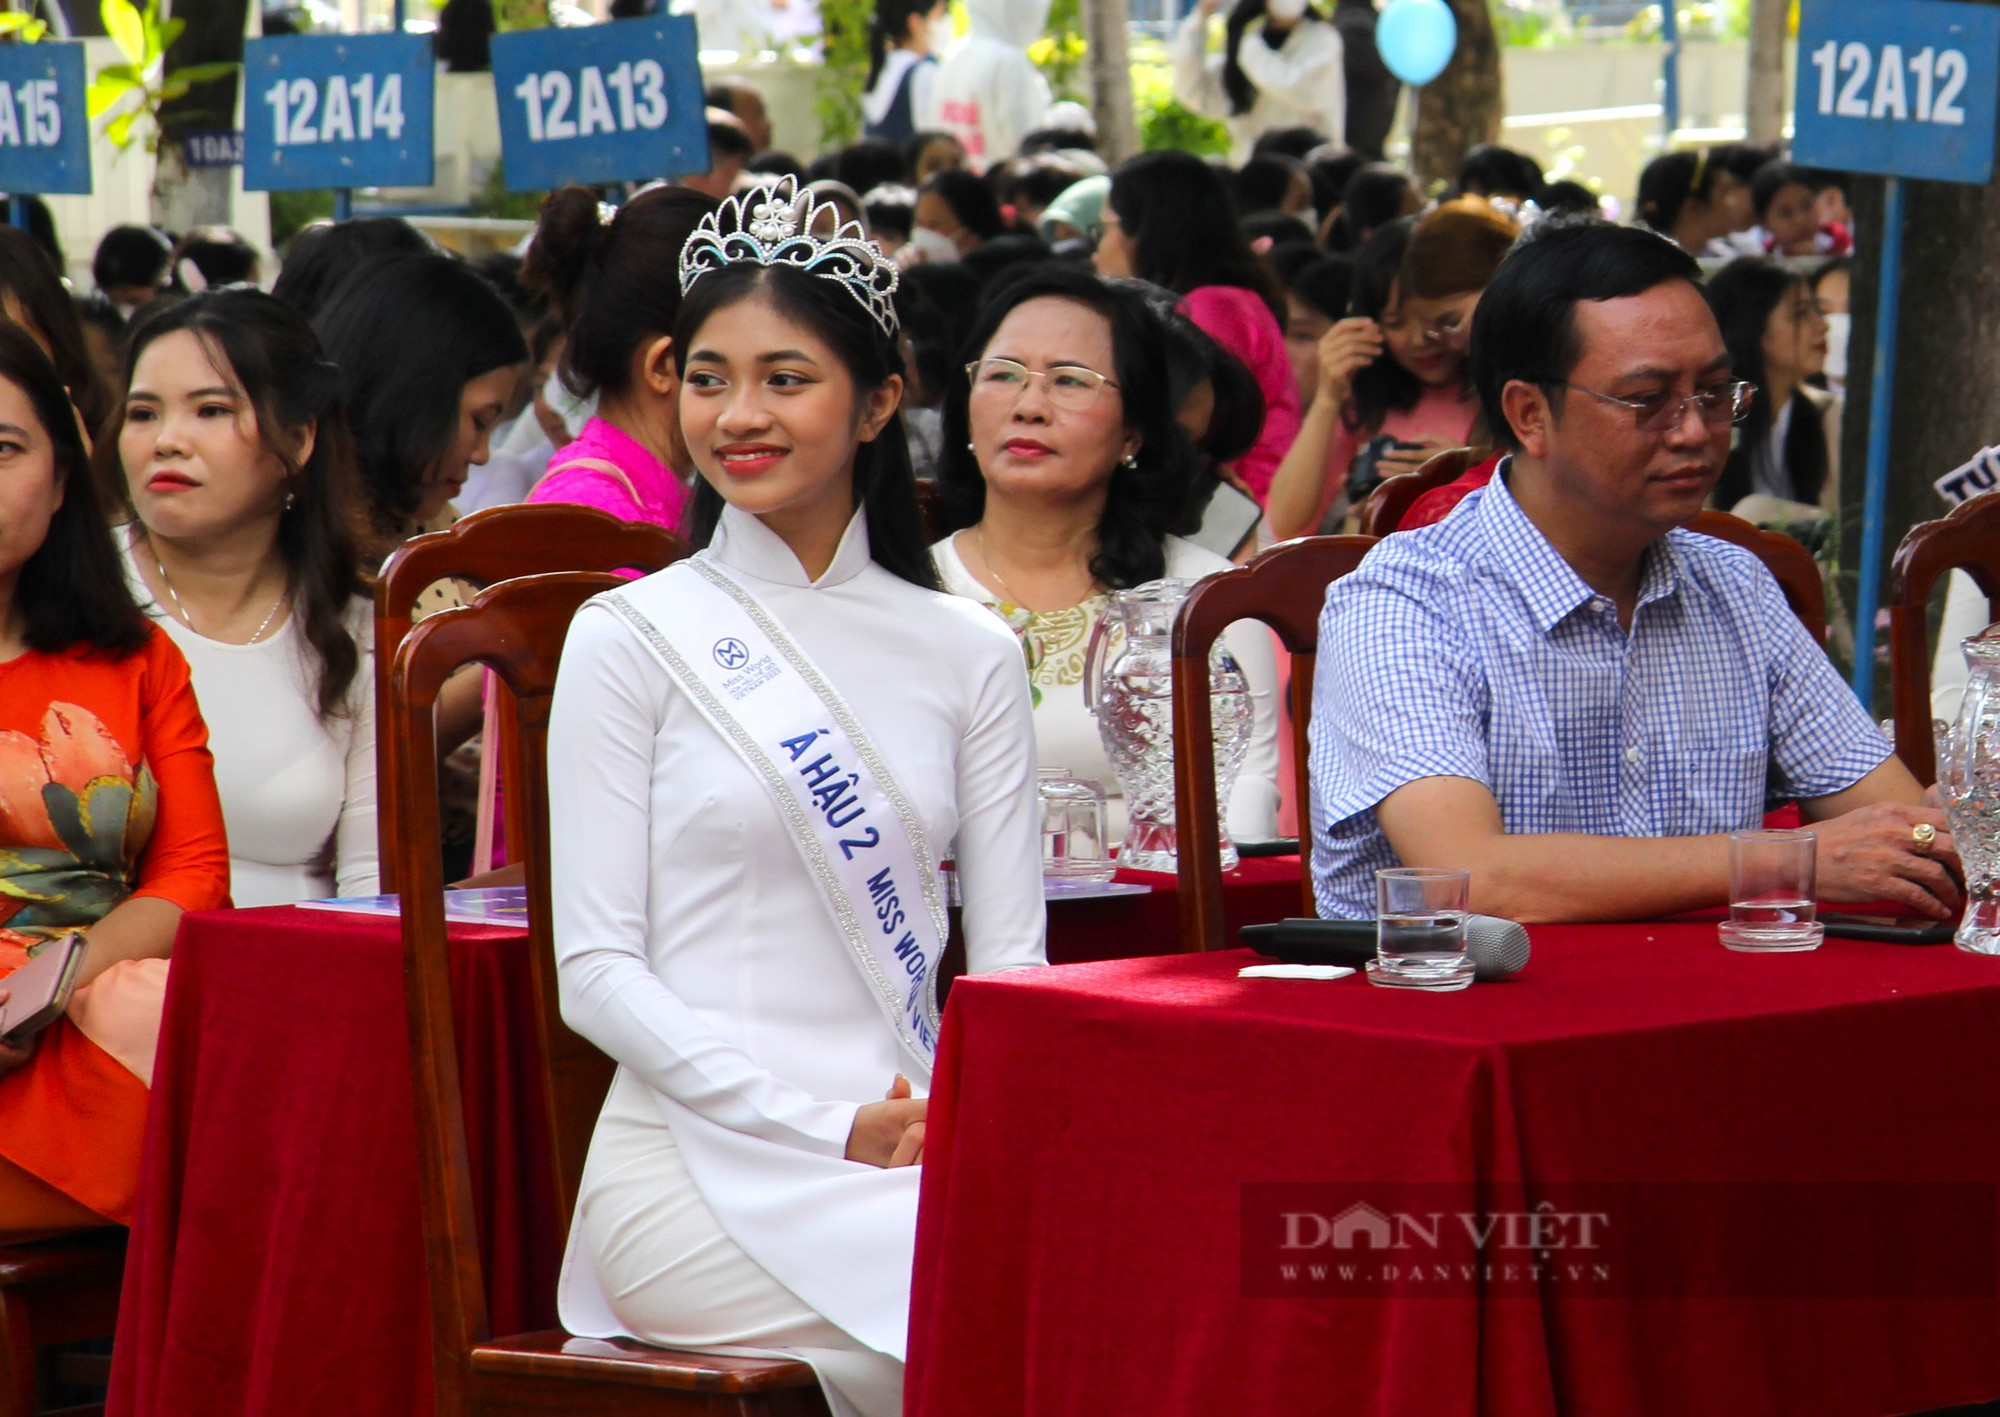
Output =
[{"x1": 0, "y1": 325, "x2": 229, "y2": 1235}]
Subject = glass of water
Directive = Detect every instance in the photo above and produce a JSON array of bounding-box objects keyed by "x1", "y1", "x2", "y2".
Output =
[
  {"x1": 1038, "y1": 768, "x2": 1116, "y2": 883},
  {"x1": 1369, "y1": 867, "x2": 1475, "y2": 991},
  {"x1": 1721, "y1": 829, "x2": 1824, "y2": 952}
]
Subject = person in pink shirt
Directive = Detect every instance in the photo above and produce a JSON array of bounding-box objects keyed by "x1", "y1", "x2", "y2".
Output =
[
  {"x1": 520, "y1": 184, "x2": 718, "y2": 529},
  {"x1": 1264, "y1": 199, "x2": 1514, "y2": 538},
  {"x1": 1093, "y1": 150, "x2": 1301, "y2": 506}
]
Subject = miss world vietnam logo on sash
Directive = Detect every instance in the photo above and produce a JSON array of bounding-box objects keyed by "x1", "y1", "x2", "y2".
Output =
[{"x1": 603, "y1": 559, "x2": 947, "y2": 1067}]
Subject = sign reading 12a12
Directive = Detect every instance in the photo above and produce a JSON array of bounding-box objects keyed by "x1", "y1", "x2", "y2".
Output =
[
  {"x1": 0, "y1": 42, "x2": 89, "y2": 194},
  {"x1": 492, "y1": 17, "x2": 707, "y2": 191},
  {"x1": 241, "y1": 33, "x2": 433, "y2": 191},
  {"x1": 1794, "y1": 0, "x2": 2000, "y2": 184}
]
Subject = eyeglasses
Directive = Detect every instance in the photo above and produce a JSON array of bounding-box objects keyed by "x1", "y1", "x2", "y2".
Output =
[
  {"x1": 965, "y1": 357, "x2": 1120, "y2": 412},
  {"x1": 1555, "y1": 379, "x2": 1755, "y2": 432},
  {"x1": 1388, "y1": 309, "x2": 1471, "y2": 348}
]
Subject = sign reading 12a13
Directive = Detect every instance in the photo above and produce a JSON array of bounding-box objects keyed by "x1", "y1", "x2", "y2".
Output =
[
  {"x1": 492, "y1": 17, "x2": 707, "y2": 192},
  {"x1": 0, "y1": 42, "x2": 89, "y2": 195},
  {"x1": 1794, "y1": 0, "x2": 2000, "y2": 184},
  {"x1": 241, "y1": 32, "x2": 434, "y2": 191}
]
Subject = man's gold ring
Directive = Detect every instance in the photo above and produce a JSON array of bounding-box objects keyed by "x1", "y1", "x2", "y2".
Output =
[{"x1": 1913, "y1": 822, "x2": 1937, "y2": 854}]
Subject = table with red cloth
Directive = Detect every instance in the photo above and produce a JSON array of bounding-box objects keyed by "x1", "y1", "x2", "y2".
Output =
[
  {"x1": 907, "y1": 924, "x2": 2000, "y2": 1417},
  {"x1": 107, "y1": 860, "x2": 1302, "y2": 1417}
]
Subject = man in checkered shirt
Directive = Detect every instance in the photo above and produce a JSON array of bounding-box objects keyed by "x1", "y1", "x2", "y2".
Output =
[{"x1": 1309, "y1": 220, "x2": 1958, "y2": 923}]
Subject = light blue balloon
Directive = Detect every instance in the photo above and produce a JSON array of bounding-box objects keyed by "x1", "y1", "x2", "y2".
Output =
[{"x1": 1376, "y1": 0, "x2": 1458, "y2": 86}]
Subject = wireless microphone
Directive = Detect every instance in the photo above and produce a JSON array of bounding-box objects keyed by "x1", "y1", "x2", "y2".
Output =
[{"x1": 1239, "y1": 916, "x2": 1530, "y2": 982}]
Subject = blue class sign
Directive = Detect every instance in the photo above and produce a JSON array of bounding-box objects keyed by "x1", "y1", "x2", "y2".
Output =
[
  {"x1": 1793, "y1": 0, "x2": 2000, "y2": 185},
  {"x1": 242, "y1": 33, "x2": 434, "y2": 191},
  {"x1": 491, "y1": 17, "x2": 708, "y2": 192},
  {"x1": 0, "y1": 42, "x2": 90, "y2": 195}
]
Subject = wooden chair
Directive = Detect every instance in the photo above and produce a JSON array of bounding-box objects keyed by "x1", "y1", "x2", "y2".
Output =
[
  {"x1": 1687, "y1": 509, "x2": 1828, "y2": 647},
  {"x1": 1889, "y1": 494, "x2": 2000, "y2": 785},
  {"x1": 0, "y1": 1230, "x2": 124, "y2": 1417},
  {"x1": 1358, "y1": 446, "x2": 1476, "y2": 537},
  {"x1": 374, "y1": 503, "x2": 687, "y2": 890},
  {"x1": 1171, "y1": 535, "x2": 1378, "y2": 953},
  {"x1": 388, "y1": 572, "x2": 826, "y2": 1417}
]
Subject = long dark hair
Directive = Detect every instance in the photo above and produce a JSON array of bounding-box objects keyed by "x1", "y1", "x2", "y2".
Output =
[
  {"x1": 1221, "y1": 0, "x2": 1323, "y2": 115},
  {"x1": 1107, "y1": 149, "x2": 1286, "y2": 325},
  {"x1": 0, "y1": 324, "x2": 150, "y2": 656},
  {"x1": 522, "y1": 184, "x2": 717, "y2": 401},
  {"x1": 937, "y1": 267, "x2": 1204, "y2": 590},
  {"x1": 1345, "y1": 216, "x2": 1421, "y2": 435},
  {"x1": 0, "y1": 226, "x2": 114, "y2": 437},
  {"x1": 674, "y1": 262, "x2": 939, "y2": 592},
  {"x1": 312, "y1": 253, "x2": 526, "y2": 536},
  {"x1": 270, "y1": 216, "x2": 438, "y2": 322},
  {"x1": 1635, "y1": 149, "x2": 1718, "y2": 241},
  {"x1": 102, "y1": 289, "x2": 366, "y2": 720},
  {"x1": 1705, "y1": 256, "x2": 1828, "y2": 510}
]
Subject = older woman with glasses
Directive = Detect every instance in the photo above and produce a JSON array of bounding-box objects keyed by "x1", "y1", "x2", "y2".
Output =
[{"x1": 931, "y1": 267, "x2": 1284, "y2": 842}]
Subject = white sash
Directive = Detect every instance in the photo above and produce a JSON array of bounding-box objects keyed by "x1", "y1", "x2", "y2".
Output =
[{"x1": 603, "y1": 558, "x2": 946, "y2": 1067}]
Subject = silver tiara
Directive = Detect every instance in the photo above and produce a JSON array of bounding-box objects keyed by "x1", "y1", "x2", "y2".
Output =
[{"x1": 678, "y1": 177, "x2": 900, "y2": 339}]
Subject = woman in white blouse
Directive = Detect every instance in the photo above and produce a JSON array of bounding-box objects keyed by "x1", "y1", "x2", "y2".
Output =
[
  {"x1": 546, "y1": 182, "x2": 1044, "y2": 1417},
  {"x1": 105, "y1": 288, "x2": 377, "y2": 906},
  {"x1": 931, "y1": 266, "x2": 1284, "y2": 843}
]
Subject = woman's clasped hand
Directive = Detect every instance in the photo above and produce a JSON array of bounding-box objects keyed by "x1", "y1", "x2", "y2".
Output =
[{"x1": 847, "y1": 1074, "x2": 928, "y2": 1168}]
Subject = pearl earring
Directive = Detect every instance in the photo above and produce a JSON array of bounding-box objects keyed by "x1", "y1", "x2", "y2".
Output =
[
  {"x1": 967, "y1": 441, "x2": 976, "y2": 452},
  {"x1": 283, "y1": 490, "x2": 297, "y2": 511},
  {"x1": 1121, "y1": 452, "x2": 1138, "y2": 470}
]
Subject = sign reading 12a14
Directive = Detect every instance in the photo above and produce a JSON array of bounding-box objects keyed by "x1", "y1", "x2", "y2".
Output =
[
  {"x1": 1794, "y1": 0, "x2": 2000, "y2": 184},
  {"x1": 492, "y1": 17, "x2": 707, "y2": 191},
  {"x1": 0, "y1": 42, "x2": 89, "y2": 195},
  {"x1": 241, "y1": 32, "x2": 434, "y2": 191}
]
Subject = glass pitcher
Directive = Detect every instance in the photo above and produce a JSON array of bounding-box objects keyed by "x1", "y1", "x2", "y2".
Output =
[
  {"x1": 1082, "y1": 578, "x2": 1254, "y2": 874},
  {"x1": 1939, "y1": 628, "x2": 2000, "y2": 955}
]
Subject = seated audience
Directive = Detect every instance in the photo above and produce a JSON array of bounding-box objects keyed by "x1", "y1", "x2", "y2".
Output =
[
  {"x1": 909, "y1": 168, "x2": 1005, "y2": 261},
  {"x1": 73, "y1": 291, "x2": 128, "y2": 399},
  {"x1": 1812, "y1": 255, "x2": 1851, "y2": 397},
  {"x1": 1268, "y1": 200, "x2": 1511, "y2": 537},
  {"x1": 521, "y1": 185, "x2": 717, "y2": 530},
  {"x1": 1704, "y1": 256, "x2": 1838, "y2": 527},
  {"x1": 1453, "y1": 143, "x2": 1543, "y2": 202},
  {"x1": 906, "y1": 128, "x2": 967, "y2": 184},
  {"x1": 170, "y1": 225, "x2": 262, "y2": 290},
  {"x1": 683, "y1": 117, "x2": 755, "y2": 200},
  {"x1": 271, "y1": 215, "x2": 437, "y2": 321},
  {"x1": 1309, "y1": 220, "x2": 1955, "y2": 923},
  {"x1": 1750, "y1": 160, "x2": 1854, "y2": 257},
  {"x1": 1094, "y1": 148, "x2": 1301, "y2": 505},
  {"x1": 1233, "y1": 151, "x2": 1316, "y2": 224},
  {"x1": 107, "y1": 289, "x2": 378, "y2": 905},
  {"x1": 1271, "y1": 250, "x2": 1355, "y2": 410},
  {"x1": 931, "y1": 267, "x2": 1282, "y2": 838},
  {"x1": 1036, "y1": 173, "x2": 1109, "y2": 257},
  {"x1": 1323, "y1": 159, "x2": 1419, "y2": 251},
  {"x1": 863, "y1": 182, "x2": 919, "y2": 255},
  {"x1": 0, "y1": 226, "x2": 115, "y2": 436},
  {"x1": 1634, "y1": 149, "x2": 1730, "y2": 254},
  {"x1": 704, "y1": 78, "x2": 773, "y2": 151},
  {"x1": 94, "y1": 224, "x2": 174, "y2": 317},
  {"x1": 0, "y1": 325, "x2": 229, "y2": 1234}
]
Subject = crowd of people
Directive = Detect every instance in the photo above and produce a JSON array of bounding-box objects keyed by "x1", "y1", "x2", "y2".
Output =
[{"x1": 0, "y1": 53, "x2": 1975, "y2": 1417}]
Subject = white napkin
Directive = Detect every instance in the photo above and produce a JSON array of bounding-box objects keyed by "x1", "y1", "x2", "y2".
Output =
[{"x1": 1237, "y1": 963, "x2": 1357, "y2": 981}]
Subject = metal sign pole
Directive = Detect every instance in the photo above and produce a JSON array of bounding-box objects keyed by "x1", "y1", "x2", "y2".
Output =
[
  {"x1": 1660, "y1": 0, "x2": 1681, "y2": 138},
  {"x1": 1849, "y1": 175, "x2": 1905, "y2": 706}
]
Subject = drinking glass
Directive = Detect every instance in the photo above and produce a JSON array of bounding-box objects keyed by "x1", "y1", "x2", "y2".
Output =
[
  {"x1": 1038, "y1": 768, "x2": 1115, "y2": 883},
  {"x1": 1720, "y1": 829, "x2": 1824, "y2": 952},
  {"x1": 1369, "y1": 868, "x2": 1474, "y2": 991}
]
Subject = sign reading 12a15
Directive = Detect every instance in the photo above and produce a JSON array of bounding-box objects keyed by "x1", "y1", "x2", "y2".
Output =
[
  {"x1": 492, "y1": 17, "x2": 707, "y2": 192},
  {"x1": 1794, "y1": 0, "x2": 2000, "y2": 184},
  {"x1": 241, "y1": 33, "x2": 434, "y2": 191}
]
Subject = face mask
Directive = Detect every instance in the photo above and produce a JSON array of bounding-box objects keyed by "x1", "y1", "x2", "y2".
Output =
[
  {"x1": 1298, "y1": 207, "x2": 1320, "y2": 237},
  {"x1": 1267, "y1": 0, "x2": 1309, "y2": 24},
  {"x1": 907, "y1": 225, "x2": 961, "y2": 264},
  {"x1": 928, "y1": 14, "x2": 954, "y2": 51},
  {"x1": 1823, "y1": 311, "x2": 1850, "y2": 382}
]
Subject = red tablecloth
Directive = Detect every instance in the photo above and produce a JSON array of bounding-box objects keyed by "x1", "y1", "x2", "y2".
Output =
[
  {"x1": 106, "y1": 906, "x2": 561, "y2": 1417},
  {"x1": 908, "y1": 926, "x2": 2000, "y2": 1417},
  {"x1": 108, "y1": 863, "x2": 1301, "y2": 1416}
]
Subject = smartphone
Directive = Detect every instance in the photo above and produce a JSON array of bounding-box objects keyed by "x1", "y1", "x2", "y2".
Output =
[{"x1": 1819, "y1": 913, "x2": 1956, "y2": 945}]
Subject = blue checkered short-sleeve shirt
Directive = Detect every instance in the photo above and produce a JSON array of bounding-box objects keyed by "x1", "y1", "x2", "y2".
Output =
[{"x1": 1307, "y1": 467, "x2": 1890, "y2": 920}]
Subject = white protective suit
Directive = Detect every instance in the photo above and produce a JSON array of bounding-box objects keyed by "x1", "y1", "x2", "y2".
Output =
[
  {"x1": 924, "y1": 0, "x2": 1052, "y2": 171},
  {"x1": 1172, "y1": 6, "x2": 1344, "y2": 164}
]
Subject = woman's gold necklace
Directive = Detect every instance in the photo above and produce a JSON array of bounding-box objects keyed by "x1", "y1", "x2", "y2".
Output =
[{"x1": 975, "y1": 526, "x2": 1095, "y2": 611}]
